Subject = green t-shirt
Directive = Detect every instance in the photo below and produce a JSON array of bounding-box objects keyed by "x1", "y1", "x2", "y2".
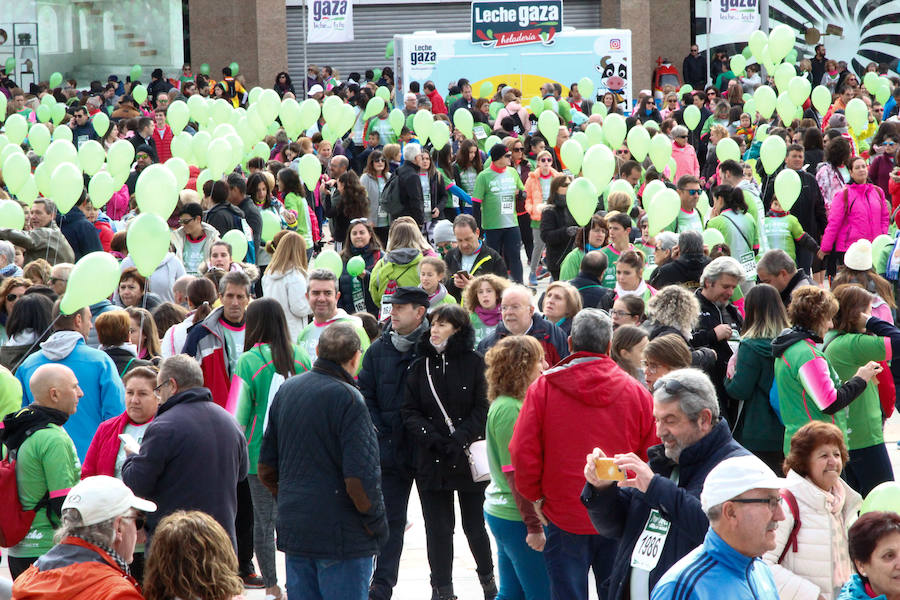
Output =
[
  {"x1": 559, "y1": 248, "x2": 586, "y2": 281},
  {"x1": 182, "y1": 236, "x2": 206, "y2": 276},
  {"x1": 369, "y1": 117, "x2": 397, "y2": 145},
  {"x1": 457, "y1": 166, "x2": 478, "y2": 196},
  {"x1": 10, "y1": 425, "x2": 81, "y2": 557},
  {"x1": 484, "y1": 395, "x2": 524, "y2": 522},
  {"x1": 707, "y1": 209, "x2": 757, "y2": 259},
  {"x1": 220, "y1": 321, "x2": 245, "y2": 375},
  {"x1": 823, "y1": 332, "x2": 888, "y2": 450},
  {"x1": 283, "y1": 192, "x2": 313, "y2": 247},
  {"x1": 601, "y1": 244, "x2": 634, "y2": 289},
  {"x1": 664, "y1": 209, "x2": 703, "y2": 233},
  {"x1": 297, "y1": 313, "x2": 371, "y2": 372},
  {"x1": 474, "y1": 167, "x2": 524, "y2": 230},
  {"x1": 763, "y1": 214, "x2": 804, "y2": 261},
  {"x1": 470, "y1": 312, "x2": 498, "y2": 349}
]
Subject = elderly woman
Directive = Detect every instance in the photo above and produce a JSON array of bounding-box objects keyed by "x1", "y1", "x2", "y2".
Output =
[
  {"x1": 95, "y1": 310, "x2": 152, "y2": 377},
  {"x1": 762, "y1": 422, "x2": 862, "y2": 600},
  {"x1": 483, "y1": 335, "x2": 551, "y2": 599},
  {"x1": 772, "y1": 286, "x2": 882, "y2": 456},
  {"x1": 671, "y1": 124, "x2": 700, "y2": 180},
  {"x1": 540, "y1": 281, "x2": 582, "y2": 335},
  {"x1": 641, "y1": 334, "x2": 693, "y2": 390},
  {"x1": 824, "y1": 284, "x2": 900, "y2": 497},
  {"x1": 115, "y1": 267, "x2": 164, "y2": 312},
  {"x1": 725, "y1": 284, "x2": 789, "y2": 473},
  {"x1": 837, "y1": 511, "x2": 900, "y2": 600},
  {"x1": 402, "y1": 304, "x2": 495, "y2": 600}
]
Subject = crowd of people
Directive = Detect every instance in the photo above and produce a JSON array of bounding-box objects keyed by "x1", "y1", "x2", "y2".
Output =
[{"x1": 0, "y1": 35, "x2": 899, "y2": 600}]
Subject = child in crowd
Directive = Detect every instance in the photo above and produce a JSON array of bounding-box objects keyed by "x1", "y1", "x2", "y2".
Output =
[
  {"x1": 763, "y1": 196, "x2": 820, "y2": 261},
  {"x1": 418, "y1": 256, "x2": 456, "y2": 311}
]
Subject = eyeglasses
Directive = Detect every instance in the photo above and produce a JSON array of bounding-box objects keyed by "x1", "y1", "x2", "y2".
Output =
[
  {"x1": 121, "y1": 514, "x2": 146, "y2": 529},
  {"x1": 136, "y1": 153, "x2": 150, "y2": 160},
  {"x1": 675, "y1": 134, "x2": 689, "y2": 139},
  {"x1": 610, "y1": 309, "x2": 634, "y2": 318},
  {"x1": 350, "y1": 217, "x2": 369, "y2": 224},
  {"x1": 680, "y1": 188, "x2": 702, "y2": 195},
  {"x1": 500, "y1": 304, "x2": 525, "y2": 312},
  {"x1": 730, "y1": 497, "x2": 782, "y2": 511},
  {"x1": 6, "y1": 293, "x2": 20, "y2": 302},
  {"x1": 178, "y1": 217, "x2": 194, "y2": 225},
  {"x1": 49, "y1": 277, "x2": 67, "y2": 284},
  {"x1": 153, "y1": 380, "x2": 171, "y2": 396},
  {"x1": 641, "y1": 360, "x2": 661, "y2": 373},
  {"x1": 885, "y1": 141, "x2": 897, "y2": 147}
]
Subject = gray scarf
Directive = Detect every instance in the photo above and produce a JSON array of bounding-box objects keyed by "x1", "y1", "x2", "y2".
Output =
[{"x1": 389, "y1": 319, "x2": 428, "y2": 352}]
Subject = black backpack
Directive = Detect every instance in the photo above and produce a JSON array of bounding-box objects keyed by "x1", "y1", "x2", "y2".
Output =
[{"x1": 380, "y1": 174, "x2": 404, "y2": 219}]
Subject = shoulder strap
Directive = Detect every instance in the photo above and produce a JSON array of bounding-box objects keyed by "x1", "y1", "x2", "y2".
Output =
[
  {"x1": 119, "y1": 357, "x2": 136, "y2": 377},
  {"x1": 721, "y1": 212, "x2": 753, "y2": 250},
  {"x1": 425, "y1": 357, "x2": 455, "y2": 434},
  {"x1": 777, "y1": 489, "x2": 801, "y2": 564}
]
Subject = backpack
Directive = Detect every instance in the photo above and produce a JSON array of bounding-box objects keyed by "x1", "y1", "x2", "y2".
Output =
[
  {"x1": 0, "y1": 425, "x2": 52, "y2": 547},
  {"x1": 380, "y1": 174, "x2": 404, "y2": 219},
  {"x1": 777, "y1": 489, "x2": 801, "y2": 564}
]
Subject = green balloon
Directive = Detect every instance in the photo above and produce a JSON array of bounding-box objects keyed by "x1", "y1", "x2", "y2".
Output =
[
  {"x1": 50, "y1": 162, "x2": 85, "y2": 213},
  {"x1": 385, "y1": 40, "x2": 394, "y2": 60},
  {"x1": 49, "y1": 72, "x2": 63, "y2": 89},
  {"x1": 558, "y1": 100, "x2": 572, "y2": 124},
  {"x1": 4, "y1": 57, "x2": 15, "y2": 73},
  {"x1": 376, "y1": 86, "x2": 391, "y2": 103},
  {"x1": 364, "y1": 97, "x2": 386, "y2": 120},
  {"x1": 222, "y1": 229, "x2": 248, "y2": 262},
  {"x1": 127, "y1": 213, "x2": 171, "y2": 276},
  {"x1": 483, "y1": 135, "x2": 502, "y2": 154},
  {"x1": 768, "y1": 25, "x2": 794, "y2": 62},
  {"x1": 571, "y1": 131, "x2": 589, "y2": 152},
  {"x1": 229, "y1": 62, "x2": 239, "y2": 76},
  {"x1": 132, "y1": 84, "x2": 148, "y2": 105},
  {"x1": 479, "y1": 81, "x2": 493, "y2": 99},
  {"x1": 529, "y1": 96, "x2": 543, "y2": 117},
  {"x1": 742, "y1": 46, "x2": 753, "y2": 59},
  {"x1": 257, "y1": 89, "x2": 280, "y2": 124},
  {"x1": 88, "y1": 171, "x2": 116, "y2": 208},
  {"x1": 603, "y1": 113, "x2": 627, "y2": 149},
  {"x1": 135, "y1": 164, "x2": 178, "y2": 218},
  {"x1": 649, "y1": 133, "x2": 672, "y2": 172},
  {"x1": 92, "y1": 112, "x2": 110, "y2": 138},
  {"x1": 51, "y1": 103, "x2": 66, "y2": 125},
  {"x1": 413, "y1": 110, "x2": 434, "y2": 144},
  {"x1": 430, "y1": 121, "x2": 451, "y2": 151},
  {"x1": 4, "y1": 114, "x2": 28, "y2": 145},
  {"x1": 314, "y1": 249, "x2": 343, "y2": 278},
  {"x1": 716, "y1": 137, "x2": 741, "y2": 163},
  {"x1": 773, "y1": 168, "x2": 801, "y2": 211},
  {"x1": 577, "y1": 76, "x2": 594, "y2": 100},
  {"x1": 585, "y1": 122, "x2": 604, "y2": 147},
  {"x1": 845, "y1": 98, "x2": 868, "y2": 132},
  {"x1": 167, "y1": 100, "x2": 190, "y2": 134},
  {"x1": 2, "y1": 152, "x2": 31, "y2": 195},
  {"x1": 454, "y1": 107, "x2": 474, "y2": 138},
  {"x1": 36, "y1": 104, "x2": 51, "y2": 123},
  {"x1": 592, "y1": 102, "x2": 607, "y2": 117},
  {"x1": 44, "y1": 139, "x2": 78, "y2": 173},
  {"x1": 298, "y1": 154, "x2": 322, "y2": 191},
  {"x1": 298, "y1": 99, "x2": 320, "y2": 130},
  {"x1": 188, "y1": 94, "x2": 209, "y2": 123},
  {"x1": 773, "y1": 63, "x2": 796, "y2": 94},
  {"x1": 34, "y1": 162, "x2": 52, "y2": 197},
  {"x1": 322, "y1": 96, "x2": 343, "y2": 125},
  {"x1": 859, "y1": 482, "x2": 900, "y2": 514},
  {"x1": 566, "y1": 177, "x2": 598, "y2": 226},
  {"x1": 684, "y1": 105, "x2": 702, "y2": 130},
  {"x1": 788, "y1": 76, "x2": 811, "y2": 107},
  {"x1": 776, "y1": 92, "x2": 796, "y2": 124},
  {"x1": 702, "y1": 228, "x2": 725, "y2": 248},
  {"x1": 15, "y1": 175, "x2": 38, "y2": 207},
  {"x1": 754, "y1": 85, "x2": 777, "y2": 119},
  {"x1": 347, "y1": 255, "x2": 366, "y2": 277},
  {"x1": 648, "y1": 188, "x2": 680, "y2": 235},
  {"x1": 876, "y1": 81, "x2": 892, "y2": 105},
  {"x1": 748, "y1": 30, "x2": 768, "y2": 60},
  {"x1": 200, "y1": 63, "x2": 210, "y2": 76},
  {"x1": 538, "y1": 110, "x2": 560, "y2": 145},
  {"x1": 560, "y1": 139, "x2": 584, "y2": 175},
  {"x1": 107, "y1": 139, "x2": 135, "y2": 174},
  {"x1": 78, "y1": 140, "x2": 106, "y2": 176},
  {"x1": 191, "y1": 131, "x2": 211, "y2": 168},
  {"x1": 730, "y1": 54, "x2": 747, "y2": 77},
  {"x1": 626, "y1": 125, "x2": 650, "y2": 161},
  {"x1": 642, "y1": 180, "x2": 666, "y2": 207},
  {"x1": 60, "y1": 251, "x2": 121, "y2": 315},
  {"x1": 261, "y1": 210, "x2": 281, "y2": 242},
  {"x1": 165, "y1": 157, "x2": 190, "y2": 191},
  {"x1": 678, "y1": 84, "x2": 693, "y2": 96},
  {"x1": 130, "y1": 64, "x2": 143, "y2": 82},
  {"x1": 582, "y1": 144, "x2": 615, "y2": 192},
  {"x1": 760, "y1": 135, "x2": 787, "y2": 175}
]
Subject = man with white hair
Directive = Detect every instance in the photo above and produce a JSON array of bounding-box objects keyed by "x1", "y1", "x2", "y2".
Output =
[
  {"x1": 581, "y1": 368, "x2": 748, "y2": 600},
  {"x1": 11, "y1": 476, "x2": 156, "y2": 599},
  {"x1": 402, "y1": 92, "x2": 418, "y2": 117},
  {"x1": 477, "y1": 284, "x2": 569, "y2": 365},
  {"x1": 0, "y1": 199, "x2": 75, "y2": 265},
  {"x1": 671, "y1": 125, "x2": 700, "y2": 181},
  {"x1": 394, "y1": 143, "x2": 427, "y2": 225},
  {"x1": 650, "y1": 454, "x2": 784, "y2": 600},
  {"x1": 692, "y1": 256, "x2": 744, "y2": 422},
  {"x1": 0, "y1": 239, "x2": 23, "y2": 277}
]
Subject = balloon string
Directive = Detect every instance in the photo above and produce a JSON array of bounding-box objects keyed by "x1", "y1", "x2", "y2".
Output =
[
  {"x1": 10, "y1": 312, "x2": 62, "y2": 374},
  {"x1": 137, "y1": 281, "x2": 149, "y2": 358}
]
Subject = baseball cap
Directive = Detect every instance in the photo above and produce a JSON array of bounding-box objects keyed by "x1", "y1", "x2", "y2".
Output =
[
  {"x1": 62, "y1": 476, "x2": 157, "y2": 526},
  {"x1": 383, "y1": 286, "x2": 430, "y2": 308},
  {"x1": 308, "y1": 84, "x2": 324, "y2": 97},
  {"x1": 700, "y1": 455, "x2": 786, "y2": 513}
]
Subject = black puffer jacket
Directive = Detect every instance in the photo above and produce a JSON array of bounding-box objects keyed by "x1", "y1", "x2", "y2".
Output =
[
  {"x1": 402, "y1": 328, "x2": 488, "y2": 491},
  {"x1": 540, "y1": 202, "x2": 577, "y2": 275},
  {"x1": 358, "y1": 321, "x2": 428, "y2": 475},
  {"x1": 395, "y1": 160, "x2": 425, "y2": 226},
  {"x1": 648, "y1": 253, "x2": 711, "y2": 290}
]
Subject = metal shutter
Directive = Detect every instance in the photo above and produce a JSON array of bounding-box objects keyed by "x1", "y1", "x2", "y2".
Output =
[{"x1": 286, "y1": 1, "x2": 601, "y2": 83}]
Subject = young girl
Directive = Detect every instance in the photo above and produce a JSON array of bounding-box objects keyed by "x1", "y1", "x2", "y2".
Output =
[
  {"x1": 762, "y1": 196, "x2": 820, "y2": 261},
  {"x1": 610, "y1": 325, "x2": 648, "y2": 383},
  {"x1": 418, "y1": 256, "x2": 456, "y2": 311},
  {"x1": 276, "y1": 167, "x2": 314, "y2": 256},
  {"x1": 615, "y1": 250, "x2": 656, "y2": 303},
  {"x1": 463, "y1": 273, "x2": 509, "y2": 347}
]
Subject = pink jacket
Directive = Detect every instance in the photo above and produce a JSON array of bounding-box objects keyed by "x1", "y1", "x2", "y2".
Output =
[
  {"x1": 493, "y1": 102, "x2": 529, "y2": 130},
  {"x1": 820, "y1": 183, "x2": 889, "y2": 253},
  {"x1": 672, "y1": 142, "x2": 700, "y2": 181}
]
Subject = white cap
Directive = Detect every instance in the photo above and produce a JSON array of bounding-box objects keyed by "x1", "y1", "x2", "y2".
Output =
[
  {"x1": 308, "y1": 84, "x2": 324, "y2": 97},
  {"x1": 62, "y1": 476, "x2": 157, "y2": 526},
  {"x1": 844, "y1": 238, "x2": 873, "y2": 271},
  {"x1": 700, "y1": 455, "x2": 786, "y2": 513}
]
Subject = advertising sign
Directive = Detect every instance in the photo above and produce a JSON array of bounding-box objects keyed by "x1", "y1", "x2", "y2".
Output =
[
  {"x1": 470, "y1": 0, "x2": 563, "y2": 47},
  {"x1": 308, "y1": 0, "x2": 354, "y2": 43},
  {"x1": 709, "y1": 0, "x2": 759, "y2": 41}
]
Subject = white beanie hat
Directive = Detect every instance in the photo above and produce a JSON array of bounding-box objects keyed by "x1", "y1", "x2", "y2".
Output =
[{"x1": 844, "y1": 239, "x2": 873, "y2": 271}]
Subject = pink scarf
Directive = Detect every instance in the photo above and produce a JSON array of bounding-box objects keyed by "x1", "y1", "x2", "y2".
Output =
[
  {"x1": 475, "y1": 305, "x2": 502, "y2": 327},
  {"x1": 824, "y1": 483, "x2": 852, "y2": 590}
]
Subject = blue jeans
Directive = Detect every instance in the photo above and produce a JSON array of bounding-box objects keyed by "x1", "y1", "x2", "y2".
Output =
[
  {"x1": 285, "y1": 554, "x2": 374, "y2": 600},
  {"x1": 369, "y1": 470, "x2": 414, "y2": 600},
  {"x1": 485, "y1": 227, "x2": 523, "y2": 283},
  {"x1": 543, "y1": 521, "x2": 617, "y2": 600},
  {"x1": 485, "y1": 512, "x2": 551, "y2": 600}
]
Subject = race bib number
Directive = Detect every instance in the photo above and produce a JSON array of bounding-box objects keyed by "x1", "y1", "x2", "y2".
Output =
[
  {"x1": 630, "y1": 509, "x2": 670, "y2": 572},
  {"x1": 500, "y1": 196, "x2": 514, "y2": 215},
  {"x1": 739, "y1": 251, "x2": 757, "y2": 279},
  {"x1": 474, "y1": 125, "x2": 488, "y2": 140}
]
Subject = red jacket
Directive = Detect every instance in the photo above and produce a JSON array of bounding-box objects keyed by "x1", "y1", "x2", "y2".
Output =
[
  {"x1": 93, "y1": 219, "x2": 113, "y2": 252},
  {"x1": 12, "y1": 536, "x2": 143, "y2": 600},
  {"x1": 510, "y1": 352, "x2": 659, "y2": 534},
  {"x1": 426, "y1": 89, "x2": 448, "y2": 115},
  {"x1": 81, "y1": 412, "x2": 154, "y2": 478}
]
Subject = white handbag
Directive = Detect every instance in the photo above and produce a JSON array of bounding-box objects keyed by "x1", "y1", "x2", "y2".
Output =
[{"x1": 425, "y1": 357, "x2": 491, "y2": 483}]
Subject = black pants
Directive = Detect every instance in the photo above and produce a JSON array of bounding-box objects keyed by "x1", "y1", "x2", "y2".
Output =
[
  {"x1": 418, "y1": 486, "x2": 494, "y2": 589},
  {"x1": 845, "y1": 443, "x2": 895, "y2": 498},
  {"x1": 8, "y1": 555, "x2": 37, "y2": 580},
  {"x1": 370, "y1": 470, "x2": 415, "y2": 600},
  {"x1": 518, "y1": 213, "x2": 533, "y2": 262},
  {"x1": 236, "y1": 477, "x2": 255, "y2": 576},
  {"x1": 130, "y1": 551, "x2": 145, "y2": 584}
]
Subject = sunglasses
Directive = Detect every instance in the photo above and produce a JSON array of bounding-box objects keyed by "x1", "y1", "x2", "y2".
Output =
[
  {"x1": 653, "y1": 377, "x2": 702, "y2": 395},
  {"x1": 350, "y1": 217, "x2": 369, "y2": 224},
  {"x1": 539, "y1": 158, "x2": 553, "y2": 163},
  {"x1": 616, "y1": 149, "x2": 630, "y2": 154},
  {"x1": 6, "y1": 293, "x2": 20, "y2": 302},
  {"x1": 681, "y1": 188, "x2": 702, "y2": 196},
  {"x1": 675, "y1": 135, "x2": 688, "y2": 139},
  {"x1": 136, "y1": 153, "x2": 150, "y2": 159},
  {"x1": 122, "y1": 514, "x2": 146, "y2": 529},
  {"x1": 178, "y1": 217, "x2": 194, "y2": 225},
  {"x1": 513, "y1": 147, "x2": 524, "y2": 151}
]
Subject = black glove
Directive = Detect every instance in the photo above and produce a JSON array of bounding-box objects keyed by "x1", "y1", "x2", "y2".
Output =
[{"x1": 566, "y1": 226, "x2": 579, "y2": 237}]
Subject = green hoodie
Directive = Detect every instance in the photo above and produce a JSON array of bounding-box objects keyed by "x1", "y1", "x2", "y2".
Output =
[
  {"x1": 369, "y1": 248, "x2": 423, "y2": 308},
  {"x1": 235, "y1": 343, "x2": 312, "y2": 473},
  {"x1": 724, "y1": 337, "x2": 784, "y2": 453}
]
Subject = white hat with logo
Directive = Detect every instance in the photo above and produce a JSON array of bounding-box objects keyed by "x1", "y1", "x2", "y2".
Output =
[{"x1": 62, "y1": 476, "x2": 157, "y2": 526}]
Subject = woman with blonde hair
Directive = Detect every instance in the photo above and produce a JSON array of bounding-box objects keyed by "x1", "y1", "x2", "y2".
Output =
[
  {"x1": 369, "y1": 219, "x2": 428, "y2": 312},
  {"x1": 540, "y1": 280, "x2": 582, "y2": 335},
  {"x1": 483, "y1": 335, "x2": 551, "y2": 600},
  {"x1": 261, "y1": 230, "x2": 310, "y2": 341},
  {"x1": 142, "y1": 510, "x2": 246, "y2": 600}
]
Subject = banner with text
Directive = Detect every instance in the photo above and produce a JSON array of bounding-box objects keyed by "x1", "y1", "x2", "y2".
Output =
[
  {"x1": 308, "y1": 0, "x2": 354, "y2": 43},
  {"x1": 470, "y1": 0, "x2": 563, "y2": 47},
  {"x1": 709, "y1": 0, "x2": 759, "y2": 41}
]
